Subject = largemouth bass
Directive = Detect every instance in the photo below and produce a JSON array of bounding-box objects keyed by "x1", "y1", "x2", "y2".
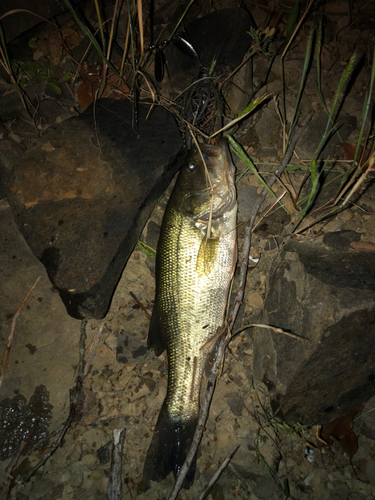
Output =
[{"x1": 143, "y1": 138, "x2": 237, "y2": 487}]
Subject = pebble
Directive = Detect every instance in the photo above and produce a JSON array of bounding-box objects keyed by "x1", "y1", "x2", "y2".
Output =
[
  {"x1": 82, "y1": 427, "x2": 109, "y2": 450},
  {"x1": 245, "y1": 291, "x2": 264, "y2": 309},
  {"x1": 81, "y1": 453, "x2": 98, "y2": 467},
  {"x1": 59, "y1": 470, "x2": 71, "y2": 483}
]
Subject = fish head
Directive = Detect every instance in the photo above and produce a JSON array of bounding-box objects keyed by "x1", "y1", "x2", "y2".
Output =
[{"x1": 172, "y1": 139, "x2": 236, "y2": 222}]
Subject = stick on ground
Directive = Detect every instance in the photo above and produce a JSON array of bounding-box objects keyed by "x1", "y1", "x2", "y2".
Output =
[
  {"x1": 106, "y1": 428, "x2": 126, "y2": 500},
  {"x1": 0, "y1": 276, "x2": 40, "y2": 389}
]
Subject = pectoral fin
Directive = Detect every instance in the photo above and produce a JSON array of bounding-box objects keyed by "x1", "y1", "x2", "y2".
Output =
[
  {"x1": 147, "y1": 302, "x2": 166, "y2": 356},
  {"x1": 196, "y1": 237, "x2": 220, "y2": 277}
]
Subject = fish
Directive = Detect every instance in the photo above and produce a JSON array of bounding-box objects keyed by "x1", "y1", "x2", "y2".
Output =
[{"x1": 143, "y1": 138, "x2": 237, "y2": 487}]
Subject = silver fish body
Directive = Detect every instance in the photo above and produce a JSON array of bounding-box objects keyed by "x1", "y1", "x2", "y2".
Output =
[{"x1": 143, "y1": 139, "x2": 237, "y2": 487}]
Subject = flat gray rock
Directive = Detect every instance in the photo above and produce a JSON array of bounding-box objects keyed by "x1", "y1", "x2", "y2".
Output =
[
  {"x1": 7, "y1": 99, "x2": 184, "y2": 319},
  {"x1": 253, "y1": 239, "x2": 375, "y2": 425}
]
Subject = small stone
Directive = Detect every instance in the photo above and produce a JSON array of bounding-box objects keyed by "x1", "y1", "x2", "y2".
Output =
[
  {"x1": 67, "y1": 462, "x2": 84, "y2": 487},
  {"x1": 340, "y1": 209, "x2": 353, "y2": 221},
  {"x1": 245, "y1": 291, "x2": 264, "y2": 310},
  {"x1": 61, "y1": 484, "x2": 74, "y2": 500},
  {"x1": 350, "y1": 478, "x2": 372, "y2": 496},
  {"x1": 102, "y1": 406, "x2": 119, "y2": 419},
  {"x1": 227, "y1": 395, "x2": 244, "y2": 416},
  {"x1": 82, "y1": 427, "x2": 109, "y2": 450},
  {"x1": 97, "y1": 441, "x2": 111, "y2": 464},
  {"x1": 59, "y1": 470, "x2": 71, "y2": 483},
  {"x1": 252, "y1": 476, "x2": 279, "y2": 500},
  {"x1": 81, "y1": 453, "x2": 98, "y2": 467}
]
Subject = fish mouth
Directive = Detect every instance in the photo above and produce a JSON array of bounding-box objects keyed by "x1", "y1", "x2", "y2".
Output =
[
  {"x1": 196, "y1": 140, "x2": 236, "y2": 222},
  {"x1": 197, "y1": 183, "x2": 236, "y2": 222}
]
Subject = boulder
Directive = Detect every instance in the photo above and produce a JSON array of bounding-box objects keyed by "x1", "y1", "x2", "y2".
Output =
[
  {"x1": 7, "y1": 99, "x2": 184, "y2": 319},
  {"x1": 253, "y1": 238, "x2": 375, "y2": 425}
]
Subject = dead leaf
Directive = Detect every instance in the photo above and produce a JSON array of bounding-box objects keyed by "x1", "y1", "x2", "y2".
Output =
[
  {"x1": 316, "y1": 404, "x2": 365, "y2": 460},
  {"x1": 35, "y1": 28, "x2": 81, "y2": 66},
  {"x1": 350, "y1": 241, "x2": 375, "y2": 253},
  {"x1": 340, "y1": 143, "x2": 375, "y2": 177},
  {"x1": 77, "y1": 60, "x2": 130, "y2": 111}
]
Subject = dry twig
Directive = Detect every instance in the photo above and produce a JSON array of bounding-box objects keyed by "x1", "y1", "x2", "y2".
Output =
[
  {"x1": 0, "y1": 277, "x2": 40, "y2": 389},
  {"x1": 198, "y1": 444, "x2": 240, "y2": 500},
  {"x1": 106, "y1": 428, "x2": 127, "y2": 500}
]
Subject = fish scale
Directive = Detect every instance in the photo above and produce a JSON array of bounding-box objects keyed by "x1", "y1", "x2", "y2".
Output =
[
  {"x1": 143, "y1": 139, "x2": 237, "y2": 487},
  {"x1": 159, "y1": 204, "x2": 236, "y2": 421}
]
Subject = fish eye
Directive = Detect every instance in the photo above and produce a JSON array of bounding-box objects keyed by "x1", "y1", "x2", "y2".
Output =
[{"x1": 187, "y1": 162, "x2": 196, "y2": 172}]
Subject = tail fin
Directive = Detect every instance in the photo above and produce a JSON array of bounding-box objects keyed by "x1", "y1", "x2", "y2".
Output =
[{"x1": 143, "y1": 405, "x2": 197, "y2": 489}]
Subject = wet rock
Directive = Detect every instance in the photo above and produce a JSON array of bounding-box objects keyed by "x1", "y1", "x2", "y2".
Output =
[
  {"x1": 0, "y1": 385, "x2": 52, "y2": 460},
  {"x1": 7, "y1": 98, "x2": 184, "y2": 319},
  {"x1": 165, "y1": 8, "x2": 256, "y2": 91},
  {"x1": 253, "y1": 239, "x2": 375, "y2": 425}
]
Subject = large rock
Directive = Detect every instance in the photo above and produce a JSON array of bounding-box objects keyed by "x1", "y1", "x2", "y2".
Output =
[
  {"x1": 7, "y1": 99, "x2": 184, "y2": 319},
  {"x1": 253, "y1": 238, "x2": 375, "y2": 425}
]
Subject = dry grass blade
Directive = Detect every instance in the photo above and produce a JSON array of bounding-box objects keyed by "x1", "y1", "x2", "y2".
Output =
[
  {"x1": 137, "y1": 0, "x2": 144, "y2": 56},
  {"x1": 0, "y1": 9, "x2": 58, "y2": 25},
  {"x1": 0, "y1": 277, "x2": 40, "y2": 389},
  {"x1": 342, "y1": 157, "x2": 374, "y2": 205},
  {"x1": 253, "y1": 191, "x2": 287, "y2": 231},
  {"x1": 169, "y1": 0, "x2": 196, "y2": 39},
  {"x1": 208, "y1": 93, "x2": 272, "y2": 138},
  {"x1": 106, "y1": 0, "x2": 121, "y2": 61},
  {"x1": 252, "y1": 324, "x2": 307, "y2": 341}
]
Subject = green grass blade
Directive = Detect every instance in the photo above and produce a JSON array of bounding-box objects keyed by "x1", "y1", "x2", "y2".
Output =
[
  {"x1": 227, "y1": 135, "x2": 288, "y2": 213},
  {"x1": 315, "y1": 52, "x2": 357, "y2": 158},
  {"x1": 290, "y1": 158, "x2": 325, "y2": 232},
  {"x1": 0, "y1": 24, "x2": 13, "y2": 79},
  {"x1": 339, "y1": 48, "x2": 375, "y2": 191},
  {"x1": 316, "y1": 16, "x2": 322, "y2": 92},
  {"x1": 63, "y1": 0, "x2": 119, "y2": 77},
  {"x1": 94, "y1": 0, "x2": 106, "y2": 55},
  {"x1": 288, "y1": 21, "x2": 315, "y2": 140},
  {"x1": 286, "y1": 3, "x2": 300, "y2": 42}
]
